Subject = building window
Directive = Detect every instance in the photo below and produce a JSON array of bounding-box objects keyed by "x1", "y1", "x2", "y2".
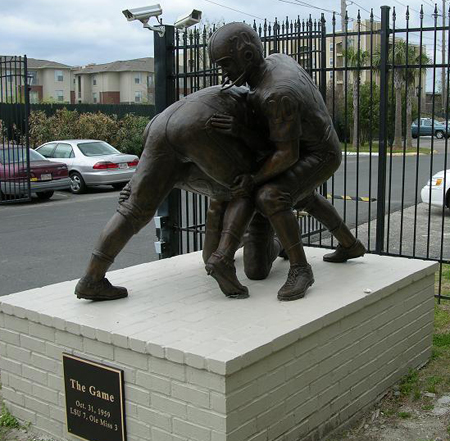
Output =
[
  {"x1": 30, "y1": 91, "x2": 39, "y2": 104},
  {"x1": 329, "y1": 71, "x2": 334, "y2": 79},
  {"x1": 55, "y1": 70, "x2": 64, "y2": 82},
  {"x1": 147, "y1": 74, "x2": 153, "y2": 87},
  {"x1": 329, "y1": 58, "x2": 334, "y2": 66},
  {"x1": 93, "y1": 92, "x2": 98, "y2": 103},
  {"x1": 28, "y1": 71, "x2": 38, "y2": 85},
  {"x1": 56, "y1": 90, "x2": 64, "y2": 102},
  {"x1": 135, "y1": 91, "x2": 142, "y2": 103},
  {"x1": 6, "y1": 70, "x2": 12, "y2": 82},
  {"x1": 134, "y1": 73, "x2": 142, "y2": 84},
  {"x1": 330, "y1": 43, "x2": 334, "y2": 50},
  {"x1": 92, "y1": 76, "x2": 97, "y2": 86}
]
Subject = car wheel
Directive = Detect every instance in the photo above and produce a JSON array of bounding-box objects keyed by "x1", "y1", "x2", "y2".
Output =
[
  {"x1": 70, "y1": 172, "x2": 87, "y2": 194},
  {"x1": 36, "y1": 191, "x2": 54, "y2": 201},
  {"x1": 412, "y1": 134, "x2": 417, "y2": 139},
  {"x1": 112, "y1": 182, "x2": 127, "y2": 190},
  {"x1": 435, "y1": 130, "x2": 445, "y2": 139}
]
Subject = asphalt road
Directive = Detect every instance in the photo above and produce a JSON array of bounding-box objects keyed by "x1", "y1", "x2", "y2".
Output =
[{"x1": 0, "y1": 187, "x2": 158, "y2": 297}]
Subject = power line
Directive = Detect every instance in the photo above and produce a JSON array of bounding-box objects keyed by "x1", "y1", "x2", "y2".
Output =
[
  {"x1": 278, "y1": 0, "x2": 339, "y2": 15},
  {"x1": 347, "y1": 1, "x2": 380, "y2": 19},
  {"x1": 391, "y1": 0, "x2": 421, "y2": 15},
  {"x1": 202, "y1": 0, "x2": 266, "y2": 21},
  {"x1": 278, "y1": 0, "x2": 352, "y2": 19}
]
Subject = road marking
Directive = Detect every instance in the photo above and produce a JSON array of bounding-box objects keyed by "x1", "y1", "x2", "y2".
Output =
[{"x1": 327, "y1": 194, "x2": 377, "y2": 202}]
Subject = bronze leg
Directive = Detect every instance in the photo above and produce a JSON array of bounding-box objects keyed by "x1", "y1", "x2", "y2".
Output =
[
  {"x1": 243, "y1": 212, "x2": 282, "y2": 280},
  {"x1": 255, "y1": 184, "x2": 314, "y2": 301},
  {"x1": 205, "y1": 197, "x2": 255, "y2": 298},
  {"x1": 202, "y1": 199, "x2": 228, "y2": 264},
  {"x1": 75, "y1": 140, "x2": 181, "y2": 300},
  {"x1": 301, "y1": 192, "x2": 355, "y2": 248}
]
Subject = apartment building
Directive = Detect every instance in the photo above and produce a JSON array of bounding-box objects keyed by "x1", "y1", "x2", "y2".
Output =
[
  {"x1": 73, "y1": 58, "x2": 155, "y2": 104},
  {"x1": 325, "y1": 19, "x2": 426, "y2": 96},
  {"x1": 1, "y1": 56, "x2": 155, "y2": 105},
  {"x1": 0, "y1": 57, "x2": 74, "y2": 104}
]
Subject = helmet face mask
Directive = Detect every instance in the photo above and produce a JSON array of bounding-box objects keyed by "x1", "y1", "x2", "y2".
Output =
[
  {"x1": 216, "y1": 56, "x2": 248, "y2": 89},
  {"x1": 208, "y1": 23, "x2": 263, "y2": 90}
]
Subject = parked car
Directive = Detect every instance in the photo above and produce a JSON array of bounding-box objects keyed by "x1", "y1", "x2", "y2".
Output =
[
  {"x1": 411, "y1": 118, "x2": 449, "y2": 139},
  {"x1": 35, "y1": 140, "x2": 139, "y2": 194},
  {"x1": 421, "y1": 169, "x2": 450, "y2": 209},
  {"x1": 0, "y1": 146, "x2": 70, "y2": 200}
]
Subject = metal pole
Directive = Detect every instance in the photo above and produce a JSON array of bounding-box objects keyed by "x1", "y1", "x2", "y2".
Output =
[
  {"x1": 24, "y1": 55, "x2": 31, "y2": 201},
  {"x1": 153, "y1": 25, "x2": 180, "y2": 259},
  {"x1": 376, "y1": 6, "x2": 390, "y2": 254},
  {"x1": 341, "y1": 0, "x2": 346, "y2": 32},
  {"x1": 443, "y1": 0, "x2": 447, "y2": 112},
  {"x1": 320, "y1": 14, "x2": 328, "y2": 201}
]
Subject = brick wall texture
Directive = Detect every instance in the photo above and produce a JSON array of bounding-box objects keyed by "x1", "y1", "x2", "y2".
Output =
[{"x1": 0, "y1": 273, "x2": 435, "y2": 441}]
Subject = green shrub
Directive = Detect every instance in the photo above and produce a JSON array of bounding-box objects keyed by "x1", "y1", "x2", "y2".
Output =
[
  {"x1": 115, "y1": 114, "x2": 149, "y2": 156},
  {"x1": 28, "y1": 109, "x2": 150, "y2": 155}
]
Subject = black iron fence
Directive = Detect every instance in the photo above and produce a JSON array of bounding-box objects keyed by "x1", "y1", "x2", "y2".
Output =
[
  {"x1": 154, "y1": 4, "x2": 450, "y2": 300},
  {"x1": 0, "y1": 56, "x2": 30, "y2": 204}
]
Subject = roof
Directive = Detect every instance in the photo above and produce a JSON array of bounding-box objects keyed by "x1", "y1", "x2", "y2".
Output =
[
  {"x1": 0, "y1": 56, "x2": 72, "y2": 69},
  {"x1": 74, "y1": 57, "x2": 154, "y2": 75}
]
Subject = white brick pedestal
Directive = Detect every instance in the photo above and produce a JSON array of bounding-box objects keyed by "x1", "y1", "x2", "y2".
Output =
[{"x1": 0, "y1": 248, "x2": 437, "y2": 441}]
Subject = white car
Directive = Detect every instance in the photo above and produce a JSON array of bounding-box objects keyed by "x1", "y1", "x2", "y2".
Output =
[
  {"x1": 420, "y1": 170, "x2": 450, "y2": 208},
  {"x1": 35, "y1": 140, "x2": 139, "y2": 194}
]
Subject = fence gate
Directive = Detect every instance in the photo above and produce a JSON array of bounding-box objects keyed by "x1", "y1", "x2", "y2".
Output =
[{"x1": 0, "y1": 56, "x2": 31, "y2": 204}]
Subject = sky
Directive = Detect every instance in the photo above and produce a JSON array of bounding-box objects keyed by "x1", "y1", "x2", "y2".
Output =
[{"x1": 0, "y1": 0, "x2": 447, "y2": 67}]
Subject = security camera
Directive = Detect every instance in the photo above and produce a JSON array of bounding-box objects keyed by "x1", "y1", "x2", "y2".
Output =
[
  {"x1": 122, "y1": 4, "x2": 165, "y2": 35},
  {"x1": 174, "y1": 9, "x2": 202, "y2": 29},
  {"x1": 122, "y1": 4, "x2": 163, "y2": 23}
]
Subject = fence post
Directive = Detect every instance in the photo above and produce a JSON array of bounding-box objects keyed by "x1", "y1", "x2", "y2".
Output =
[
  {"x1": 376, "y1": 6, "x2": 390, "y2": 254},
  {"x1": 320, "y1": 14, "x2": 328, "y2": 200},
  {"x1": 153, "y1": 25, "x2": 181, "y2": 258}
]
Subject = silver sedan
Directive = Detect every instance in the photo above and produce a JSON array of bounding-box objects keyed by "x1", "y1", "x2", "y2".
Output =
[{"x1": 35, "y1": 140, "x2": 139, "y2": 194}]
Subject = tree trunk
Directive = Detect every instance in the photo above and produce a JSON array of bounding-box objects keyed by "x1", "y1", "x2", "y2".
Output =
[
  {"x1": 406, "y1": 84, "x2": 413, "y2": 149},
  {"x1": 394, "y1": 71, "x2": 403, "y2": 150},
  {"x1": 353, "y1": 73, "x2": 359, "y2": 149}
]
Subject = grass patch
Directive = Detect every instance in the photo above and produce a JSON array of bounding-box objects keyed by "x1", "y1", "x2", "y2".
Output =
[
  {"x1": 399, "y1": 369, "x2": 419, "y2": 396},
  {"x1": 433, "y1": 333, "x2": 450, "y2": 348},
  {"x1": 0, "y1": 405, "x2": 19, "y2": 429},
  {"x1": 398, "y1": 411, "x2": 412, "y2": 419}
]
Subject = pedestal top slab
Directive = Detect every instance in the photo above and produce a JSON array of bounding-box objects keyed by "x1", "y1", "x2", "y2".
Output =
[{"x1": 0, "y1": 248, "x2": 437, "y2": 375}]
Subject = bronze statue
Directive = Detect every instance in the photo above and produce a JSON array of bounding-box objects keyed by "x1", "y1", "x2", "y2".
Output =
[{"x1": 75, "y1": 22, "x2": 365, "y2": 302}]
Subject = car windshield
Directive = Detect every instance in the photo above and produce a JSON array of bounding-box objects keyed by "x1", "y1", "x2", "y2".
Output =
[
  {"x1": 77, "y1": 142, "x2": 120, "y2": 157},
  {"x1": 0, "y1": 148, "x2": 45, "y2": 164}
]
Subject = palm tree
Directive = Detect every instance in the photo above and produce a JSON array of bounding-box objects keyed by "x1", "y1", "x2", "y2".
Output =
[
  {"x1": 344, "y1": 47, "x2": 369, "y2": 149},
  {"x1": 374, "y1": 40, "x2": 428, "y2": 149}
]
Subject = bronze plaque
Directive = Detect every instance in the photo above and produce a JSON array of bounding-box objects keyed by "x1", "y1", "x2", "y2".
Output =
[{"x1": 63, "y1": 353, "x2": 126, "y2": 441}]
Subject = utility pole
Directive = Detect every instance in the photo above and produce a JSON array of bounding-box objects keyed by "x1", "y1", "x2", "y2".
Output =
[
  {"x1": 341, "y1": 0, "x2": 347, "y2": 31},
  {"x1": 443, "y1": 0, "x2": 447, "y2": 112}
]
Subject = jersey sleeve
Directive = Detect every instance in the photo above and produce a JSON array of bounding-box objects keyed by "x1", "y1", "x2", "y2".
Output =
[{"x1": 263, "y1": 91, "x2": 302, "y2": 143}]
